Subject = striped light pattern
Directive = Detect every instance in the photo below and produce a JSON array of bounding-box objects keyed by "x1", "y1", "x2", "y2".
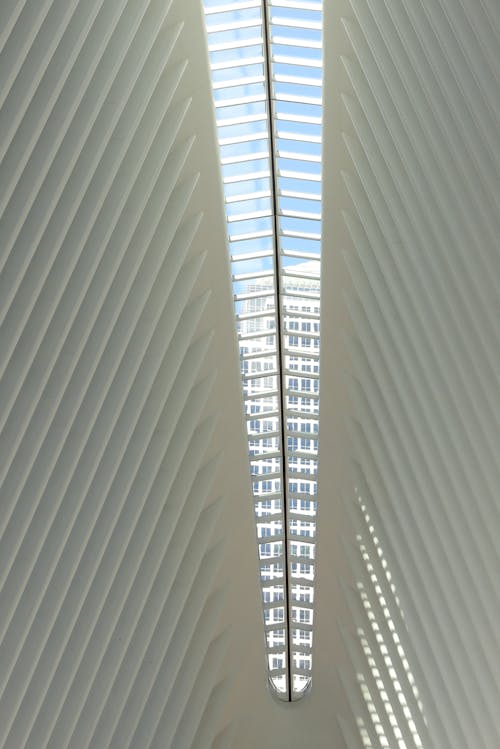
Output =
[
  {"x1": 204, "y1": 0, "x2": 322, "y2": 699},
  {"x1": 0, "y1": 1, "x2": 250, "y2": 747},
  {"x1": 323, "y1": 0, "x2": 500, "y2": 746}
]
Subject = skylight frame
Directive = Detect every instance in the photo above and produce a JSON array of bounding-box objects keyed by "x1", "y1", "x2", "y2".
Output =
[{"x1": 204, "y1": 0, "x2": 322, "y2": 701}]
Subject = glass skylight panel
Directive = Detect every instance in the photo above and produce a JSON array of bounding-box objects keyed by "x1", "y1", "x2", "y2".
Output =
[{"x1": 204, "y1": 0, "x2": 321, "y2": 701}]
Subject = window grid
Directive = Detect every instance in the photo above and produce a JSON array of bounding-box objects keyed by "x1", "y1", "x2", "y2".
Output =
[{"x1": 204, "y1": 0, "x2": 322, "y2": 701}]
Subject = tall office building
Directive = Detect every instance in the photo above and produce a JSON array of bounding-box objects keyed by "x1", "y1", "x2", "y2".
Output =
[{"x1": 239, "y1": 267, "x2": 320, "y2": 695}]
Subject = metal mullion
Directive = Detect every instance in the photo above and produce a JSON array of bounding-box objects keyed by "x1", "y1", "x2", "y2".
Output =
[
  {"x1": 289, "y1": 518, "x2": 317, "y2": 529},
  {"x1": 207, "y1": 22, "x2": 262, "y2": 35},
  {"x1": 270, "y1": 19, "x2": 321, "y2": 33},
  {"x1": 288, "y1": 497, "x2": 317, "y2": 508},
  {"x1": 287, "y1": 471, "x2": 317, "y2": 483},
  {"x1": 288, "y1": 598, "x2": 314, "y2": 610},
  {"x1": 270, "y1": 0, "x2": 321, "y2": 8},
  {"x1": 280, "y1": 231, "x2": 321, "y2": 243},
  {"x1": 214, "y1": 93, "x2": 267, "y2": 108},
  {"x1": 270, "y1": 34, "x2": 321, "y2": 49},
  {"x1": 287, "y1": 448, "x2": 318, "y2": 464},
  {"x1": 220, "y1": 132, "x2": 268, "y2": 147},
  {"x1": 275, "y1": 112, "x2": 322, "y2": 125},
  {"x1": 205, "y1": 1, "x2": 261, "y2": 15},
  {"x1": 262, "y1": 599, "x2": 287, "y2": 612},
  {"x1": 227, "y1": 208, "x2": 272, "y2": 224},
  {"x1": 231, "y1": 248, "x2": 274, "y2": 262},
  {"x1": 285, "y1": 326, "x2": 320, "y2": 340},
  {"x1": 279, "y1": 188, "x2": 321, "y2": 200},
  {"x1": 250, "y1": 452, "x2": 282, "y2": 468},
  {"x1": 288, "y1": 511, "x2": 318, "y2": 524},
  {"x1": 272, "y1": 54, "x2": 322, "y2": 68},
  {"x1": 254, "y1": 491, "x2": 282, "y2": 502},
  {"x1": 265, "y1": 622, "x2": 288, "y2": 633},
  {"x1": 218, "y1": 113, "x2": 268, "y2": 128},
  {"x1": 277, "y1": 149, "x2": 321, "y2": 163},
  {"x1": 230, "y1": 228, "x2": 273, "y2": 242},
  {"x1": 282, "y1": 266, "x2": 320, "y2": 279},
  {"x1": 285, "y1": 300, "x2": 320, "y2": 312},
  {"x1": 273, "y1": 73, "x2": 322, "y2": 87},
  {"x1": 245, "y1": 388, "x2": 279, "y2": 400},
  {"x1": 289, "y1": 554, "x2": 315, "y2": 566},
  {"x1": 288, "y1": 424, "x2": 319, "y2": 436},
  {"x1": 211, "y1": 55, "x2": 265, "y2": 71},
  {"x1": 262, "y1": 0, "x2": 294, "y2": 701},
  {"x1": 242, "y1": 350, "x2": 277, "y2": 363},
  {"x1": 286, "y1": 409, "x2": 319, "y2": 419},
  {"x1": 277, "y1": 131, "x2": 322, "y2": 145},
  {"x1": 223, "y1": 169, "x2": 270, "y2": 184},
  {"x1": 212, "y1": 74, "x2": 265, "y2": 89},
  {"x1": 280, "y1": 208, "x2": 321, "y2": 221},
  {"x1": 286, "y1": 388, "x2": 319, "y2": 404},
  {"x1": 240, "y1": 344, "x2": 277, "y2": 361},
  {"x1": 278, "y1": 168, "x2": 321, "y2": 181},
  {"x1": 258, "y1": 554, "x2": 285, "y2": 567},
  {"x1": 286, "y1": 385, "x2": 319, "y2": 396},
  {"x1": 290, "y1": 641, "x2": 313, "y2": 654},
  {"x1": 266, "y1": 644, "x2": 289, "y2": 654},
  {"x1": 280, "y1": 287, "x2": 320, "y2": 300},
  {"x1": 253, "y1": 471, "x2": 282, "y2": 482},
  {"x1": 289, "y1": 530, "x2": 316, "y2": 541},
  {"x1": 284, "y1": 368, "x2": 320, "y2": 379},
  {"x1": 255, "y1": 506, "x2": 283, "y2": 516},
  {"x1": 236, "y1": 310, "x2": 275, "y2": 324},
  {"x1": 239, "y1": 329, "x2": 276, "y2": 343},
  {"x1": 258, "y1": 524, "x2": 285, "y2": 537},
  {"x1": 287, "y1": 620, "x2": 313, "y2": 631},
  {"x1": 287, "y1": 455, "x2": 318, "y2": 467},
  {"x1": 252, "y1": 452, "x2": 282, "y2": 463},
  {"x1": 248, "y1": 429, "x2": 281, "y2": 441},
  {"x1": 285, "y1": 370, "x2": 319, "y2": 383},
  {"x1": 283, "y1": 313, "x2": 320, "y2": 324},
  {"x1": 208, "y1": 36, "x2": 263, "y2": 53},
  {"x1": 275, "y1": 92, "x2": 322, "y2": 105},
  {"x1": 284, "y1": 350, "x2": 320, "y2": 361},
  {"x1": 284, "y1": 340, "x2": 319, "y2": 352},
  {"x1": 281, "y1": 262, "x2": 320, "y2": 274},
  {"x1": 234, "y1": 288, "x2": 275, "y2": 303},
  {"x1": 289, "y1": 575, "x2": 316, "y2": 587},
  {"x1": 222, "y1": 151, "x2": 269, "y2": 166},
  {"x1": 287, "y1": 430, "x2": 318, "y2": 441},
  {"x1": 227, "y1": 190, "x2": 272, "y2": 204},
  {"x1": 246, "y1": 407, "x2": 280, "y2": 418},
  {"x1": 268, "y1": 668, "x2": 288, "y2": 678},
  {"x1": 243, "y1": 369, "x2": 279, "y2": 381},
  {"x1": 229, "y1": 208, "x2": 273, "y2": 222}
]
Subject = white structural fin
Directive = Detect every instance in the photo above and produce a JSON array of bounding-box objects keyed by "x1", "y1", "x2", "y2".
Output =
[
  {"x1": 322, "y1": 0, "x2": 500, "y2": 746},
  {"x1": 0, "y1": 1, "x2": 257, "y2": 748}
]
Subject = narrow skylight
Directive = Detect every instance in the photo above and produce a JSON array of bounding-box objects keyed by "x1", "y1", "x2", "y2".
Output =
[{"x1": 204, "y1": 0, "x2": 322, "y2": 701}]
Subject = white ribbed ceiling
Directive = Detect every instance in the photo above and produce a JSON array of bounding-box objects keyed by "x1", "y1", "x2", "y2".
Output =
[
  {"x1": 321, "y1": 0, "x2": 500, "y2": 747},
  {"x1": 0, "y1": 0, "x2": 498, "y2": 747},
  {"x1": 0, "y1": 1, "x2": 260, "y2": 747}
]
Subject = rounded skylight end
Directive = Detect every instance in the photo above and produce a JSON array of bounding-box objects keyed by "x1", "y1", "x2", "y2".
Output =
[
  {"x1": 268, "y1": 675, "x2": 289, "y2": 700},
  {"x1": 268, "y1": 674, "x2": 312, "y2": 701},
  {"x1": 293, "y1": 674, "x2": 312, "y2": 699}
]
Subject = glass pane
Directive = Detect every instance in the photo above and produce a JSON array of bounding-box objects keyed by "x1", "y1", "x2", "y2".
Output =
[{"x1": 204, "y1": 0, "x2": 322, "y2": 702}]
